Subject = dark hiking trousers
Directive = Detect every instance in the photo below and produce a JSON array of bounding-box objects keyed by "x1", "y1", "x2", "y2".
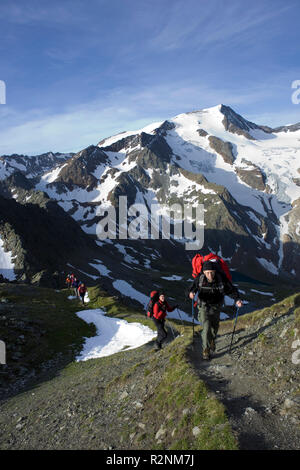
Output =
[
  {"x1": 152, "y1": 317, "x2": 167, "y2": 348},
  {"x1": 197, "y1": 302, "x2": 222, "y2": 350}
]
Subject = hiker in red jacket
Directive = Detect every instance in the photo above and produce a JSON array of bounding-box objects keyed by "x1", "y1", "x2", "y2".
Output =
[
  {"x1": 78, "y1": 283, "x2": 87, "y2": 305},
  {"x1": 65, "y1": 274, "x2": 72, "y2": 289},
  {"x1": 152, "y1": 293, "x2": 178, "y2": 351}
]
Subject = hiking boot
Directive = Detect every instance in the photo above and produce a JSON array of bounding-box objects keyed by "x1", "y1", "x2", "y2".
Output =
[
  {"x1": 210, "y1": 339, "x2": 216, "y2": 352},
  {"x1": 202, "y1": 348, "x2": 210, "y2": 360}
]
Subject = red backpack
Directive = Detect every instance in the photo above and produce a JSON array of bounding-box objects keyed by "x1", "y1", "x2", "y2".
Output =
[
  {"x1": 146, "y1": 291, "x2": 160, "y2": 317},
  {"x1": 192, "y1": 253, "x2": 232, "y2": 282},
  {"x1": 78, "y1": 284, "x2": 86, "y2": 295}
]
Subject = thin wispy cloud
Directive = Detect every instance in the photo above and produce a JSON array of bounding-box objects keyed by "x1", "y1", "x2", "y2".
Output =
[
  {"x1": 150, "y1": 1, "x2": 294, "y2": 52},
  {"x1": 0, "y1": 1, "x2": 94, "y2": 26}
]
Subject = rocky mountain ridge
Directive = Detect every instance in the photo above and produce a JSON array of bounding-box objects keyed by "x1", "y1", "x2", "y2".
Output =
[{"x1": 0, "y1": 104, "x2": 299, "y2": 313}]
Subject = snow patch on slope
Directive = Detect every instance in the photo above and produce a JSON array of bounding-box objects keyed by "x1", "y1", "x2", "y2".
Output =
[
  {"x1": 75, "y1": 308, "x2": 156, "y2": 361},
  {"x1": 0, "y1": 236, "x2": 16, "y2": 280}
]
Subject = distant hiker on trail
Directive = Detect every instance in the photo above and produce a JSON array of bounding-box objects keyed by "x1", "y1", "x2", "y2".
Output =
[
  {"x1": 78, "y1": 283, "x2": 87, "y2": 305},
  {"x1": 72, "y1": 278, "x2": 80, "y2": 297},
  {"x1": 189, "y1": 260, "x2": 243, "y2": 360},
  {"x1": 66, "y1": 274, "x2": 72, "y2": 289},
  {"x1": 151, "y1": 293, "x2": 178, "y2": 351}
]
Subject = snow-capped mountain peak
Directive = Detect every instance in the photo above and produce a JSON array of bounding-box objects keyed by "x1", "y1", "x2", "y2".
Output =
[{"x1": 0, "y1": 104, "x2": 300, "y2": 289}]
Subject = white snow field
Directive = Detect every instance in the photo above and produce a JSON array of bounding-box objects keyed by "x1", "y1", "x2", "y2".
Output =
[
  {"x1": 0, "y1": 235, "x2": 16, "y2": 281},
  {"x1": 75, "y1": 308, "x2": 156, "y2": 361}
]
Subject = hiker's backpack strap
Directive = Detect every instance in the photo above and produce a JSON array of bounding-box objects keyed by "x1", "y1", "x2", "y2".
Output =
[{"x1": 198, "y1": 273, "x2": 205, "y2": 291}]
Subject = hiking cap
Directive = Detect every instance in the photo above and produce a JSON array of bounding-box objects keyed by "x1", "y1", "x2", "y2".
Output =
[{"x1": 202, "y1": 261, "x2": 217, "y2": 271}]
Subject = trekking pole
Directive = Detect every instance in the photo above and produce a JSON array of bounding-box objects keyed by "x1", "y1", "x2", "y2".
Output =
[
  {"x1": 167, "y1": 320, "x2": 176, "y2": 340},
  {"x1": 176, "y1": 308, "x2": 184, "y2": 329},
  {"x1": 229, "y1": 306, "x2": 240, "y2": 354},
  {"x1": 192, "y1": 299, "x2": 195, "y2": 343}
]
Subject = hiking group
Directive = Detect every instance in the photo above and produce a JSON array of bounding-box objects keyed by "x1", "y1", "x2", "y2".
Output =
[
  {"x1": 147, "y1": 252, "x2": 243, "y2": 360},
  {"x1": 65, "y1": 273, "x2": 88, "y2": 305}
]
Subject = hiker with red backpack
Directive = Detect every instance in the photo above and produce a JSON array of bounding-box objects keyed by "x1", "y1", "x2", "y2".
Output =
[
  {"x1": 65, "y1": 274, "x2": 72, "y2": 289},
  {"x1": 189, "y1": 254, "x2": 243, "y2": 360},
  {"x1": 147, "y1": 291, "x2": 178, "y2": 351},
  {"x1": 78, "y1": 283, "x2": 87, "y2": 305}
]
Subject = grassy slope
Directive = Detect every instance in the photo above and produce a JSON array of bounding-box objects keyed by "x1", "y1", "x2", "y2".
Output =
[
  {"x1": 85, "y1": 285, "x2": 239, "y2": 449},
  {"x1": 0, "y1": 283, "x2": 96, "y2": 373},
  {"x1": 219, "y1": 291, "x2": 300, "y2": 335},
  {"x1": 218, "y1": 291, "x2": 300, "y2": 406},
  {"x1": 0, "y1": 283, "x2": 238, "y2": 450},
  {"x1": 1, "y1": 283, "x2": 299, "y2": 450}
]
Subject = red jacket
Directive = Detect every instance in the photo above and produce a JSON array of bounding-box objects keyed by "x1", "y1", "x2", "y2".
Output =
[
  {"x1": 78, "y1": 285, "x2": 87, "y2": 295},
  {"x1": 153, "y1": 300, "x2": 175, "y2": 321}
]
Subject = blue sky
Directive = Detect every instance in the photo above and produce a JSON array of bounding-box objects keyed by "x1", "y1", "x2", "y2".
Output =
[{"x1": 0, "y1": 0, "x2": 300, "y2": 155}]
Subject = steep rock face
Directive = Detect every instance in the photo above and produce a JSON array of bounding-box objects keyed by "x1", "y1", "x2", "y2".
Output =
[
  {"x1": 220, "y1": 105, "x2": 258, "y2": 139},
  {"x1": 0, "y1": 171, "x2": 34, "y2": 199},
  {"x1": 272, "y1": 122, "x2": 300, "y2": 133},
  {"x1": 208, "y1": 136, "x2": 235, "y2": 165},
  {"x1": 220, "y1": 104, "x2": 272, "y2": 139},
  {"x1": 97, "y1": 121, "x2": 175, "y2": 149},
  {"x1": 99, "y1": 132, "x2": 154, "y2": 153},
  {"x1": 281, "y1": 198, "x2": 300, "y2": 278},
  {"x1": 0, "y1": 152, "x2": 72, "y2": 178},
  {"x1": 56, "y1": 146, "x2": 108, "y2": 190},
  {"x1": 197, "y1": 129, "x2": 208, "y2": 137},
  {"x1": 0, "y1": 193, "x2": 95, "y2": 285},
  {"x1": 235, "y1": 160, "x2": 267, "y2": 191},
  {"x1": 153, "y1": 120, "x2": 176, "y2": 136},
  {"x1": 292, "y1": 178, "x2": 300, "y2": 187},
  {"x1": 127, "y1": 165, "x2": 151, "y2": 189},
  {"x1": 107, "y1": 172, "x2": 141, "y2": 208},
  {"x1": 102, "y1": 132, "x2": 173, "y2": 169},
  {"x1": 220, "y1": 104, "x2": 300, "y2": 136}
]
